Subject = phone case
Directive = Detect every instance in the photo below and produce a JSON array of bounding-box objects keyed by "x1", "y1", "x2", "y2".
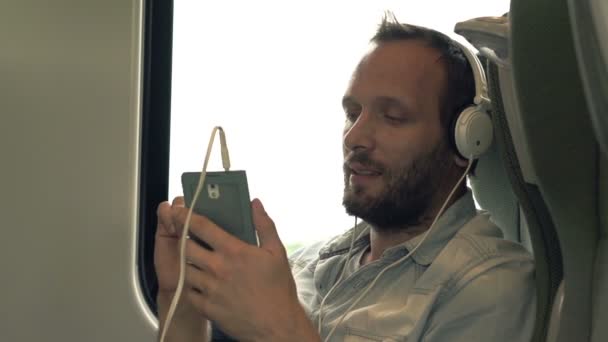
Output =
[{"x1": 181, "y1": 170, "x2": 258, "y2": 247}]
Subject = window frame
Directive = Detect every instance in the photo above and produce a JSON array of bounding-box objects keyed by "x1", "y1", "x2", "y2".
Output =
[{"x1": 137, "y1": 0, "x2": 174, "y2": 315}]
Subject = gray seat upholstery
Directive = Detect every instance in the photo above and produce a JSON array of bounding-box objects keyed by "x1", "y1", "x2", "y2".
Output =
[
  {"x1": 591, "y1": 156, "x2": 608, "y2": 342},
  {"x1": 457, "y1": 15, "x2": 563, "y2": 342},
  {"x1": 459, "y1": 1, "x2": 608, "y2": 339},
  {"x1": 567, "y1": 0, "x2": 608, "y2": 158},
  {"x1": 567, "y1": 1, "x2": 608, "y2": 341},
  {"x1": 466, "y1": 111, "x2": 515, "y2": 241},
  {"x1": 509, "y1": 0, "x2": 602, "y2": 341},
  {"x1": 459, "y1": 1, "x2": 606, "y2": 341},
  {"x1": 487, "y1": 58, "x2": 566, "y2": 342},
  {"x1": 468, "y1": 111, "x2": 534, "y2": 253}
]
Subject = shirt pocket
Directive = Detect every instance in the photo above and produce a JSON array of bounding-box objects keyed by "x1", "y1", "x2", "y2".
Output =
[{"x1": 342, "y1": 286, "x2": 442, "y2": 342}]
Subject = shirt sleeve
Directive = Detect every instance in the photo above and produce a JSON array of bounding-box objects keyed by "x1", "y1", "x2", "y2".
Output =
[{"x1": 421, "y1": 259, "x2": 536, "y2": 342}]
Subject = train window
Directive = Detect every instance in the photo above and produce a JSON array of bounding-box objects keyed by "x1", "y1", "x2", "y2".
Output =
[
  {"x1": 168, "y1": 0, "x2": 508, "y2": 251},
  {"x1": 139, "y1": 0, "x2": 509, "y2": 314}
]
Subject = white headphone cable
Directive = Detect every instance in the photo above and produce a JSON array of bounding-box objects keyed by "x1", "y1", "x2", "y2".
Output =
[
  {"x1": 316, "y1": 216, "x2": 359, "y2": 333},
  {"x1": 323, "y1": 156, "x2": 474, "y2": 341},
  {"x1": 159, "y1": 126, "x2": 230, "y2": 342}
]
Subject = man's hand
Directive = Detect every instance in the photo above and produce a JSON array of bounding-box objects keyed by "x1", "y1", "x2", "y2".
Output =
[
  {"x1": 155, "y1": 197, "x2": 207, "y2": 341},
  {"x1": 172, "y1": 198, "x2": 319, "y2": 342}
]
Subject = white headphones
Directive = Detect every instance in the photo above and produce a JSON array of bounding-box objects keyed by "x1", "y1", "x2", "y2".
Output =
[{"x1": 450, "y1": 40, "x2": 494, "y2": 159}]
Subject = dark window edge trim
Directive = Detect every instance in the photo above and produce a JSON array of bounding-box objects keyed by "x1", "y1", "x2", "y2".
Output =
[{"x1": 137, "y1": 0, "x2": 174, "y2": 316}]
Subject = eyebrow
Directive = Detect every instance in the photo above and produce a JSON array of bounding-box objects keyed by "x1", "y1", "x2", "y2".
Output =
[
  {"x1": 373, "y1": 96, "x2": 413, "y2": 113},
  {"x1": 342, "y1": 95, "x2": 413, "y2": 113},
  {"x1": 341, "y1": 96, "x2": 360, "y2": 110}
]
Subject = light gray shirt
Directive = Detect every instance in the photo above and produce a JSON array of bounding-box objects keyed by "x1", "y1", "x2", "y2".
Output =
[{"x1": 289, "y1": 191, "x2": 536, "y2": 341}]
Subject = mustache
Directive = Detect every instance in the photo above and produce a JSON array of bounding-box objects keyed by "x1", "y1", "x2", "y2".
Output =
[{"x1": 344, "y1": 151, "x2": 385, "y2": 173}]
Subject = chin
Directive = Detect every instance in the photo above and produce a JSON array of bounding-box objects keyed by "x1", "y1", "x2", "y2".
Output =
[{"x1": 343, "y1": 188, "x2": 378, "y2": 215}]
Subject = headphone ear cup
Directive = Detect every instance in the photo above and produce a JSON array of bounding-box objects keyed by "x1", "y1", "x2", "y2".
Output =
[{"x1": 453, "y1": 106, "x2": 493, "y2": 159}]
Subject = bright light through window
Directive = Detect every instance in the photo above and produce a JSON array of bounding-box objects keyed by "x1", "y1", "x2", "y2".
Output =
[{"x1": 169, "y1": 0, "x2": 509, "y2": 251}]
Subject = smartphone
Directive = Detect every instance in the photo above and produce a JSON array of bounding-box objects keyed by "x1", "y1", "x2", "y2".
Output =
[
  {"x1": 182, "y1": 170, "x2": 256, "y2": 340},
  {"x1": 181, "y1": 170, "x2": 258, "y2": 249}
]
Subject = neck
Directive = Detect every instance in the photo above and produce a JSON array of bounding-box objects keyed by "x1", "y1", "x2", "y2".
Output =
[{"x1": 360, "y1": 185, "x2": 467, "y2": 266}]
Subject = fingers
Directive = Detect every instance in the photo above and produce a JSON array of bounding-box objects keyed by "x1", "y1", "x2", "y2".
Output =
[
  {"x1": 156, "y1": 201, "x2": 176, "y2": 236},
  {"x1": 156, "y1": 197, "x2": 186, "y2": 237},
  {"x1": 251, "y1": 199, "x2": 284, "y2": 254},
  {"x1": 185, "y1": 264, "x2": 217, "y2": 296},
  {"x1": 185, "y1": 264, "x2": 218, "y2": 317},
  {"x1": 185, "y1": 239, "x2": 223, "y2": 277},
  {"x1": 172, "y1": 206, "x2": 242, "y2": 252},
  {"x1": 172, "y1": 196, "x2": 185, "y2": 207}
]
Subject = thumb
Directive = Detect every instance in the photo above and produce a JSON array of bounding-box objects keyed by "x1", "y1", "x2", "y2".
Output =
[{"x1": 251, "y1": 198, "x2": 283, "y2": 253}]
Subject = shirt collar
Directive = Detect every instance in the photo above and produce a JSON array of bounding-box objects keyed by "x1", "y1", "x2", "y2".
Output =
[{"x1": 319, "y1": 190, "x2": 477, "y2": 265}]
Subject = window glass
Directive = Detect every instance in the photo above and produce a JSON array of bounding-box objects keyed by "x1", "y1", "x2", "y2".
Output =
[{"x1": 170, "y1": 0, "x2": 509, "y2": 252}]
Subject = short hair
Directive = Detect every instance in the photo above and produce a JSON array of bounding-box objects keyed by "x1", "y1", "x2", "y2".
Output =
[{"x1": 370, "y1": 13, "x2": 476, "y2": 132}]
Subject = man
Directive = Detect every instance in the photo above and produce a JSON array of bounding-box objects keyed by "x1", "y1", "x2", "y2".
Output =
[{"x1": 155, "y1": 15, "x2": 536, "y2": 341}]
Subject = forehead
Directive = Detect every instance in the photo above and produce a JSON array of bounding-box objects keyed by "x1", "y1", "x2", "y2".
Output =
[{"x1": 347, "y1": 40, "x2": 446, "y2": 109}]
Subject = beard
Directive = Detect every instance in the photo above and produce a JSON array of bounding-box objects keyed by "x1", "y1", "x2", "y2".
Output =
[{"x1": 342, "y1": 142, "x2": 452, "y2": 231}]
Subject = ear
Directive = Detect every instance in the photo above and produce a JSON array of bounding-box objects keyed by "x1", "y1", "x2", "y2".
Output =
[{"x1": 453, "y1": 152, "x2": 469, "y2": 168}]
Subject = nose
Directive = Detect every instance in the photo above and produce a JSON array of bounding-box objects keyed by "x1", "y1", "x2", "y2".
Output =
[{"x1": 343, "y1": 110, "x2": 376, "y2": 153}]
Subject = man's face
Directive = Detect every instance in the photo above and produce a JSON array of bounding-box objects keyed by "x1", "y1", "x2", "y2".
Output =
[{"x1": 342, "y1": 39, "x2": 453, "y2": 230}]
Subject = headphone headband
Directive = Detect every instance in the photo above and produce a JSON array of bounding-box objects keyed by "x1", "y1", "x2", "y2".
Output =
[{"x1": 452, "y1": 40, "x2": 491, "y2": 107}]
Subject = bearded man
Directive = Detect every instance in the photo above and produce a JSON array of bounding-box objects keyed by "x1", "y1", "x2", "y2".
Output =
[{"x1": 154, "y1": 15, "x2": 536, "y2": 342}]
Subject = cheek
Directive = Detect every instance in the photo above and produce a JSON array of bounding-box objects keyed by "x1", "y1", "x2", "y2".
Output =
[
  {"x1": 382, "y1": 123, "x2": 442, "y2": 166},
  {"x1": 378, "y1": 145, "x2": 426, "y2": 184},
  {"x1": 381, "y1": 159, "x2": 409, "y2": 185},
  {"x1": 379, "y1": 141, "x2": 415, "y2": 172}
]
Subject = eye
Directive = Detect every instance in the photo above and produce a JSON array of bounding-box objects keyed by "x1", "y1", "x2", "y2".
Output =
[
  {"x1": 344, "y1": 109, "x2": 360, "y2": 122},
  {"x1": 383, "y1": 113, "x2": 407, "y2": 124}
]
